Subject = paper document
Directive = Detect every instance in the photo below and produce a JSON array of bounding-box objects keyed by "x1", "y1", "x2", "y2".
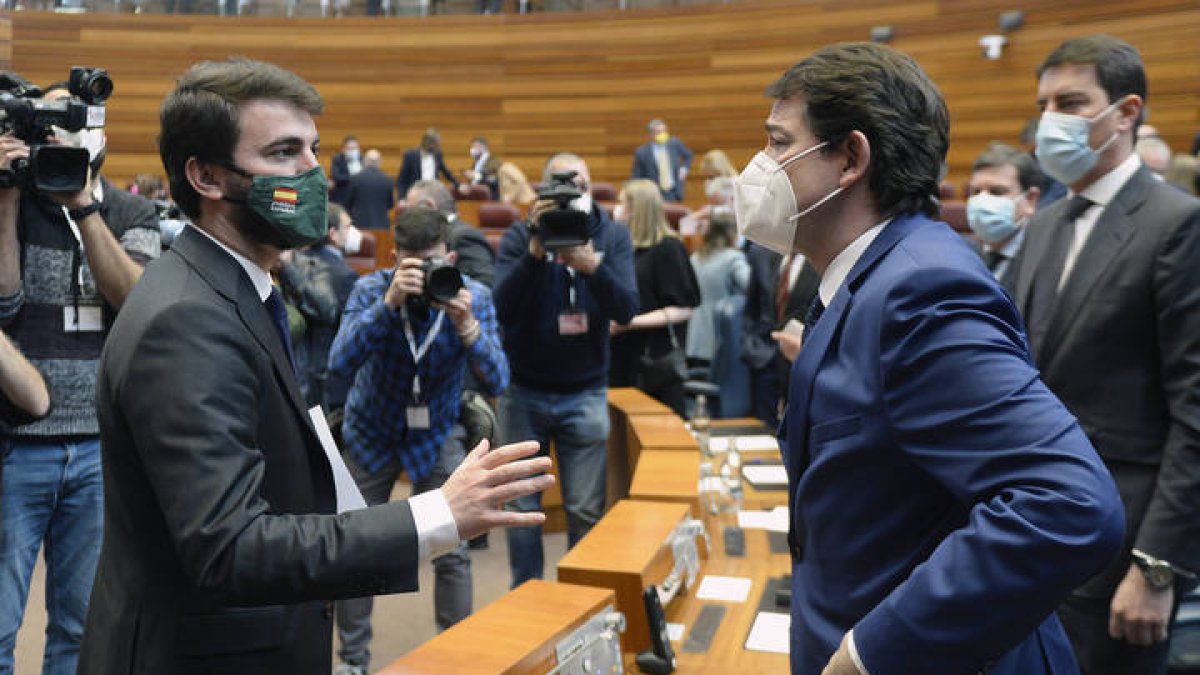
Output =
[
  {"x1": 743, "y1": 464, "x2": 789, "y2": 488},
  {"x1": 309, "y1": 406, "x2": 367, "y2": 513},
  {"x1": 708, "y1": 435, "x2": 779, "y2": 453},
  {"x1": 737, "y1": 506, "x2": 789, "y2": 533},
  {"x1": 667, "y1": 622, "x2": 685, "y2": 642},
  {"x1": 695, "y1": 575, "x2": 752, "y2": 603},
  {"x1": 744, "y1": 611, "x2": 791, "y2": 654}
]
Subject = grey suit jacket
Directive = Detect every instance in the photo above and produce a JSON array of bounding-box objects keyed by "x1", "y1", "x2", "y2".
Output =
[
  {"x1": 79, "y1": 227, "x2": 419, "y2": 675},
  {"x1": 1007, "y1": 165, "x2": 1200, "y2": 598}
]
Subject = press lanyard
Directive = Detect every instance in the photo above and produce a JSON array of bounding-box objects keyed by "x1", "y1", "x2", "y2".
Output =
[
  {"x1": 61, "y1": 205, "x2": 87, "y2": 310},
  {"x1": 400, "y1": 305, "x2": 445, "y2": 403},
  {"x1": 566, "y1": 268, "x2": 577, "y2": 311}
]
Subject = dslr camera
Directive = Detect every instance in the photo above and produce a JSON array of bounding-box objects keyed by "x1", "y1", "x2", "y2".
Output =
[
  {"x1": 405, "y1": 256, "x2": 464, "y2": 318},
  {"x1": 0, "y1": 66, "x2": 112, "y2": 193},
  {"x1": 529, "y1": 170, "x2": 591, "y2": 249}
]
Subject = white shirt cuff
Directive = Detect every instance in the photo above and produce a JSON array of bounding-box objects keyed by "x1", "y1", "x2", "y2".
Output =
[
  {"x1": 410, "y1": 488, "x2": 461, "y2": 560},
  {"x1": 847, "y1": 630, "x2": 870, "y2": 675}
]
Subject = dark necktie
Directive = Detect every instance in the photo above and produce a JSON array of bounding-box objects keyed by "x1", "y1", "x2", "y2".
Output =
[
  {"x1": 264, "y1": 287, "x2": 297, "y2": 374},
  {"x1": 776, "y1": 254, "x2": 799, "y2": 323},
  {"x1": 1025, "y1": 194, "x2": 1093, "y2": 357},
  {"x1": 803, "y1": 296, "x2": 825, "y2": 334},
  {"x1": 983, "y1": 250, "x2": 1005, "y2": 272}
]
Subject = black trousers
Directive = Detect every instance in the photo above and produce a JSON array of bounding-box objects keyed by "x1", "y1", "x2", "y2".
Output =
[{"x1": 1058, "y1": 592, "x2": 1179, "y2": 675}]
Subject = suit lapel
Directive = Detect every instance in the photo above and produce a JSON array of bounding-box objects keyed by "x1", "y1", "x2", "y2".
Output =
[
  {"x1": 1038, "y1": 168, "x2": 1151, "y2": 369},
  {"x1": 172, "y1": 228, "x2": 319, "y2": 439},
  {"x1": 1015, "y1": 199, "x2": 1067, "y2": 309}
]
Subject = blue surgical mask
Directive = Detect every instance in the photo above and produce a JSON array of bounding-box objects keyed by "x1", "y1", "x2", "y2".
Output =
[
  {"x1": 966, "y1": 192, "x2": 1024, "y2": 244},
  {"x1": 1035, "y1": 99, "x2": 1122, "y2": 185}
]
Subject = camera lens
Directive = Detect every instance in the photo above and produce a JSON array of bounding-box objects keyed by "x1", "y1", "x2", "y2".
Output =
[{"x1": 426, "y1": 265, "x2": 464, "y2": 304}]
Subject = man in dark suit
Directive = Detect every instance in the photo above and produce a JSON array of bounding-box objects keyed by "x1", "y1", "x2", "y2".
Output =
[
  {"x1": 462, "y1": 136, "x2": 501, "y2": 200},
  {"x1": 78, "y1": 57, "x2": 553, "y2": 675},
  {"x1": 396, "y1": 128, "x2": 459, "y2": 201},
  {"x1": 1006, "y1": 35, "x2": 1200, "y2": 675},
  {"x1": 345, "y1": 148, "x2": 394, "y2": 231},
  {"x1": 965, "y1": 143, "x2": 1042, "y2": 283},
  {"x1": 742, "y1": 43, "x2": 1123, "y2": 674},
  {"x1": 738, "y1": 241, "x2": 818, "y2": 427},
  {"x1": 631, "y1": 119, "x2": 693, "y2": 201},
  {"x1": 407, "y1": 179, "x2": 496, "y2": 287},
  {"x1": 328, "y1": 134, "x2": 360, "y2": 205}
]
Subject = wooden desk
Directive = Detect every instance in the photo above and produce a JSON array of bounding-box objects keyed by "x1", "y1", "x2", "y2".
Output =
[
  {"x1": 629, "y1": 450, "x2": 702, "y2": 517},
  {"x1": 608, "y1": 387, "x2": 675, "y2": 417},
  {"x1": 606, "y1": 388, "x2": 676, "y2": 507},
  {"x1": 378, "y1": 580, "x2": 615, "y2": 675}
]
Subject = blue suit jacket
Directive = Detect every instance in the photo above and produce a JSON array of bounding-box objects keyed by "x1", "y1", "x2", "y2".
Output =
[
  {"x1": 782, "y1": 212, "x2": 1124, "y2": 675},
  {"x1": 631, "y1": 138, "x2": 693, "y2": 201}
]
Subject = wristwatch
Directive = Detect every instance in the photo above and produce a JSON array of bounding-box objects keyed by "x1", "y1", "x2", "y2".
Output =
[
  {"x1": 67, "y1": 203, "x2": 101, "y2": 221},
  {"x1": 0, "y1": 169, "x2": 17, "y2": 190},
  {"x1": 1131, "y1": 549, "x2": 1185, "y2": 590}
]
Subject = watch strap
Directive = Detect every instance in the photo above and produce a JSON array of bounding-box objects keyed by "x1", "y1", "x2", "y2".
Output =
[{"x1": 68, "y1": 203, "x2": 101, "y2": 221}]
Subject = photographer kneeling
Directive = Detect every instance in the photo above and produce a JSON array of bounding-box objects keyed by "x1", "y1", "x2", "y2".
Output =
[{"x1": 327, "y1": 207, "x2": 508, "y2": 675}]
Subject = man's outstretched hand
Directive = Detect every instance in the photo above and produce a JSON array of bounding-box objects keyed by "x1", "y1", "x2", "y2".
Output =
[{"x1": 441, "y1": 440, "x2": 554, "y2": 542}]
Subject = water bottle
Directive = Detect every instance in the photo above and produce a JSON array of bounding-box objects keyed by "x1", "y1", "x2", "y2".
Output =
[
  {"x1": 692, "y1": 394, "x2": 711, "y2": 458},
  {"x1": 716, "y1": 440, "x2": 743, "y2": 513}
]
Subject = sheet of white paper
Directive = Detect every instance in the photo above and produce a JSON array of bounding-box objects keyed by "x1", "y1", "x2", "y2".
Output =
[
  {"x1": 744, "y1": 611, "x2": 791, "y2": 654},
  {"x1": 667, "y1": 622, "x2": 685, "y2": 642},
  {"x1": 309, "y1": 406, "x2": 367, "y2": 513},
  {"x1": 738, "y1": 507, "x2": 790, "y2": 532},
  {"x1": 695, "y1": 575, "x2": 753, "y2": 603},
  {"x1": 709, "y1": 434, "x2": 779, "y2": 453},
  {"x1": 743, "y1": 464, "x2": 789, "y2": 487}
]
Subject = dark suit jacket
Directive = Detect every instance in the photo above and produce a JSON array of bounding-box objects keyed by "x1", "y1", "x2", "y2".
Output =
[
  {"x1": 631, "y1": 138, "x2": 693, "y2": 201},
  {"x1": 739, "y1": 242, "x2": 819, "y2": 371},
  {"x1": 1007, "y1": 165, "x2": 1200, "y2": 598},
  {"x1": 329, "y1": 152, "x2": 354, "y2": 205},
  {"x1": 345, "y1": 165, "x2": 394, "y2": 231},
  {"x1": 470, "y1": 154, "x2": 502, "y2": 199},
  {"x1": 449, "y1": 218, "x2": 496, "y2": 288},
  {"x1": 785, "y1": 212, "x2": 1123, "y2": 674},
  {"x1": 396, "y1": 148, "x2": 458, "y2": 200},
  {"x1": 80, "y1": 227, "x2": 419, "y2": 675}
]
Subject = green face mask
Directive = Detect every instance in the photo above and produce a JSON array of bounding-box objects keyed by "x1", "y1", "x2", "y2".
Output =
[{"x1": 224, "y1": 164, "x2": 329, "y2": 249}]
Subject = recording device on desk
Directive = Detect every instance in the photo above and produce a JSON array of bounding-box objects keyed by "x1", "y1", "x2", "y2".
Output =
[
  {"x1": 635, "y1": 518, "x2": 709, "y2": 674},
  {"x1": 547, "y1": 606, "x2": 626, "y2": 675},
  {"x1": 530, "y1": 170, "x2": 591, "y2": 249},
  {"x1": 0, "y1": 67, "x2": 111, "y2": 193}
]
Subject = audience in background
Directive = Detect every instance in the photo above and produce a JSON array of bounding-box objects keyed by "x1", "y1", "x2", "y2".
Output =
[
  {"x1": 1007, "y1": 35, "x2": 1200, "y2": 675},
  {"x1": 397, "y1": 128, "x2": 459, "y2": 201},
  {"x1": 0, "y1": 330, "x2": 49, "y2": 428},
  {"x1": 0, "y1": 82, "x2": 160, "y2": 675},
  {"x1": 686, "y1": 212, "x2": 749, "y2": 364},
  {"x1": 497, "y1": 160, "x2": 537, "y2": 207},
  {"x1": 608, "y1": 179, "x2": 700, "y2": 416},
  {"x1": 631, "y1": 118, "x2": 694, "y2": 202},
  {"x1": 678, "y1": 174, "x2": 735, "y2": 236},
  {"x1": 407, "y1": 180, "x2": 497, "y2": 287},
  {"x1": 493, "y1": 152, "x2": 637, "y2": 587},
  {"x1": 462, "y1": 137, "x2": 501, "y2": 199},
  {"x1": 1164, "y1": 154, "x2": 1199, "y2": 195},
  {"x1": 330, "y1": 134, "x2": 362, "y2": 205},
  {"x1": 697, "y1": 149, "x2": 738, "y2": 179},
  {"x1": 966, "y1": 143, "x2": 1042, "y2": 282},
  {"x1": 345, "y1": 148, "x2": 394, "y2": 230},
  {"x1": 276, "y1": 202, "x2": 359, "y2": 411},
  {"x1": 328, "y1": 207, "x2": 508, "y2": 675}
]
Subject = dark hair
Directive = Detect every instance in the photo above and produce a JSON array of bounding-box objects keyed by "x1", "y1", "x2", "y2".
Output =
[
  {"x1": 408, "y1": 179, "x2": 456, "y2": 216},
  {"x1": 1038, "y1": 35, "x2": 1147, "y2": 130},
  {"x1": 471, "y1": 137, "x2": 489, "y2": 148},
  {"x1": 971, "y1": 142, "x2": 1043, "y2": 192},
  {"x1": 158, "y1": 58, "x2": 323, "y2": 220},
  {"x1": 393, "y1": 206, "x2": 448, "y2": 252},
  {"x1": 326, "y1": 201, "x2": 347, "y2": 234},
  {"x1": 699, "y1": 212, "x2": 737, "y2": 258},
  {"x1": 765, "y1": 42, "x2": 948, "y2": 218},
  {"x1": 342, "y1": 134, "x2": 358, "y2": 145}
]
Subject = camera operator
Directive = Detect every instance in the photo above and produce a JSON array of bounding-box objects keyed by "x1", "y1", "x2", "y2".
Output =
[
  {"x1": 0, "y1": 76, "x2": 159, "y2": 675},
  {"x1": 493, "y1": 152, "x2": 639, "y2": 587},
  {"x1": 327, "y1": 207, "x2": 508, "y2": 675}
]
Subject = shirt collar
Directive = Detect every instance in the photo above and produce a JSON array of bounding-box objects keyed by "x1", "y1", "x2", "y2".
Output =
[
  {"x1": 188, "y1": 224, "x2": 274, "y2": 302},
  {"x1": 1078, "y1": 153, "x2": 1141, "y2": 208},
  {"x1": 818, "y1": 219, "x2": 891, "y2": 306}
]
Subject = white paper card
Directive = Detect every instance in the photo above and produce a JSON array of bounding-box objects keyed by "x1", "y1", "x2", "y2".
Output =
[
  {"x1": 308, "y1": 406, "x2": 367, "y2": 513},
  {"x1": 709, "y1": 435, "x2": 779, "y2": 453},
  {"x1": 744, "y1": 611, "x2": 791, "y2": 654},
  {"x1": 666, "y1": 622, "x2": 685, "y2": 643},
  {"x1": 695, "y1": 575, "x2": 752, "y2": 603},
  {"x1": 64, "y1": 305, "x2": 103, "y2": 332},
  {"x1": 737, "y1": 506, "x2": 790, "y2": 532},
  {"x1": 743, "y1": 464, "x2": 789, "y2": 487}
]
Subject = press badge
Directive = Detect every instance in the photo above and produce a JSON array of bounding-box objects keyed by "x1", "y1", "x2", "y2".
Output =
[
  {"x1": 64, "y1": 305, "x2": 103, "y2": 332},
  {"x1": 558, "y1": 312, "x2": 588, "y2": 335},
  {"x1": 406, "y1": 406, "x2": 431, "y2": 430}
]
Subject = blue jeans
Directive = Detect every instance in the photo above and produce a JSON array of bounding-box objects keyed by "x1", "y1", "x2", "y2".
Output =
[
  {"x1": 500, "y1": 384, "x2": 609, "y2": 587},
  {"x1": 0, "y1": 438, "x2": 103, "y2": 675},
  {"x1": 335, "y1": 426, "x2": 471, "y2": 670}
]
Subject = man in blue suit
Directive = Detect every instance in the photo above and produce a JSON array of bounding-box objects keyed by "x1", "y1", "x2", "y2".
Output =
[
  {"x1": 734, "y1": 43, "x2": 1125, "y2": 674},
  {"x1": 631, "y1": 119, "x2": 693, "y2": 201}
]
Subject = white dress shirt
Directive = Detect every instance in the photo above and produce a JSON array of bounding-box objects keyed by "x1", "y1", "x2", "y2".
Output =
[
  {"x1": 1058, "y1": 153, "x2": 1142, "y2": 290},
  {"x1": 188, "y1": 224, "x2": 461, "y2": 561},
  {"x1": 420, "y1": 152, "x2": 437, "y2": 181}
]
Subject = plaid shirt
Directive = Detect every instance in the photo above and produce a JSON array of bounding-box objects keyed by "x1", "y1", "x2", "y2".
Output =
[{"x1": 329, "y1": 271, "x2": 508, "y2": 480}]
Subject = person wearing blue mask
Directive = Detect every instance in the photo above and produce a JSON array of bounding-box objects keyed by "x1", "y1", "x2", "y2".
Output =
[
  {"x1": 1006, "y1": 35, "x2": 1200, "y2": 675},
  {"x1": 965, "y1": 143, "x2": 1042, "y2": 283}
]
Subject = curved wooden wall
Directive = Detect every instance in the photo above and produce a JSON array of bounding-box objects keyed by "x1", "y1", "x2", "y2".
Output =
[{"x1": 2, "y1": 0, "x2": 1197, "y2": 206}]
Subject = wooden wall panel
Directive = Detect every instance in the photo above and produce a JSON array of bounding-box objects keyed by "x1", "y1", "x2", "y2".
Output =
[{"x1": 6, "y1": 0, "x2": 1197, "y2": 205}]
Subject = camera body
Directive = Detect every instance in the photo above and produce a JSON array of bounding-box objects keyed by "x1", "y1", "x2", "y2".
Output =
[
  {"x1": 530, "y1": 170, "x2": 591, "y2": 249},
  {"x1": 406, "y1": 256, "x2": 465, "y2": 318},
  {"x1": 0, "y1": 66, "x2": 112, "y2": 193}
]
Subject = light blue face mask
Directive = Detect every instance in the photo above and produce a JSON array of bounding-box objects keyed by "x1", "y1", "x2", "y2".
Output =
[
  {"x1": 967, "y1": 191, "x2": 1024, "y2": 244},
  {"x1": 1035, "y1": 99, "x2": 1122, "y2": 185}
]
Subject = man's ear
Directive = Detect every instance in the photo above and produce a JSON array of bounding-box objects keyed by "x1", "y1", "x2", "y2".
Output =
[
  {"x1": 838, "y1": 131, "x2": 872, "y2": 189},
  {"x1": 1116, "y1": 95, "x2": 1144, "y2": 135},
  {"x1": 185, "y1": 158, "x2": 225, "y2": 203}
]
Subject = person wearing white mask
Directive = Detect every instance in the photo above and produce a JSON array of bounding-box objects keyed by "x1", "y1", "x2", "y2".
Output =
[
  {"x1": 329, "y1": 134, "x2": 361, "y2": 206},
  {"x1": 965, "y1": 143, "x2": 1042, "y2": 282},
  {"x1": 1006, "y1": 35, "x2": 1200, "y2": 675},
  {"x1": 736, "y1": 42, "x2": 1123, "y2": 675}
]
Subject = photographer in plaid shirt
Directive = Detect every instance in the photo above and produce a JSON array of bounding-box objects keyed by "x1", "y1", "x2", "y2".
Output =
[{"x1": 327, "y1": 207, "x2": 508, "y2": 675}]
